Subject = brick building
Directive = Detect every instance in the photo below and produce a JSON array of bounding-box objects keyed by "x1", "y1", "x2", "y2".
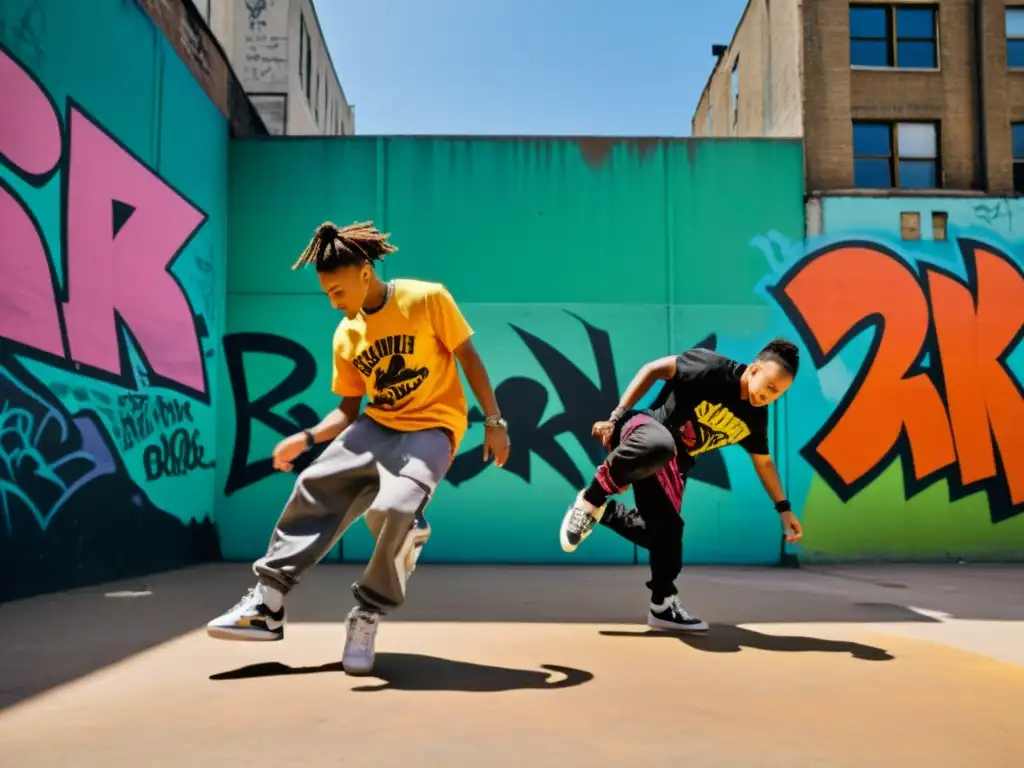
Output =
[{"x1": 691, "y1": 0, "x2": 1024, "y2": 196}]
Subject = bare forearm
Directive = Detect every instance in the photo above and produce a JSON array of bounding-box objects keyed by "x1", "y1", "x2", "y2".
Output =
[
  {"x1": 614, "y1": 364, "x2": 667, "y2": 414},
  {"x1": 459, "y1": 350, "x2": 501, "y2": 417},
  {"x1": 309, "y1": 397, "x2": 361, "y2": 443},
  {"x1": 753, "y1": 456, "x2": 786, "y2": 503}
]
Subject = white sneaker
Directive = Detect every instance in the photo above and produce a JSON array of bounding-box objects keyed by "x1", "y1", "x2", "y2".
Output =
[
  {"x1": 342, "y1": 607, "x2": 380, "y2": 676},
  {"x1": 647, "y1": 596, "x2": 709, "y2": 632},
  {"x1": 559, "y1": 491, "x2": 606, "y2": 552},
  {"x1": 207, "y1": 583, "x2": 285, "y2": 641}
]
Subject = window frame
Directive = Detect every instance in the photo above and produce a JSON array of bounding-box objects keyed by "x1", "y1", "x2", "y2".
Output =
[
  {"x1": 730, "y1": 56, "x2": 739, "y2": 135},
  {"x1": 852, "y1": 119, "x2": 942, "y2": 190},
  {"x1": 1007, "y1": 8, "x2": 1024, "y2": 69},
  {"x1": 849, "y1": 3, "x2": 940, "y2": 71},
  {"x1": 304, "y1": 28, "x2": 312, "y2": 102},
  {"x1": 299, "y1": 13, "x2": 306, "y2": 85},
  {"x1": 1012, "y1": 123, "x2": 1024, "y2": 193}
]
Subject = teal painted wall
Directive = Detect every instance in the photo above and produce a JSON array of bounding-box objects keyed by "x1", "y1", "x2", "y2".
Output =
[
  {"x1": 218, "y1": 137, "x2": 806, "y2": 566},
  {"x1": 8, "y1": 2, "x2": 1017, "y2": 592},
  {"x1": 0, "y1": 0, "x2": 227, "y2": 600}
]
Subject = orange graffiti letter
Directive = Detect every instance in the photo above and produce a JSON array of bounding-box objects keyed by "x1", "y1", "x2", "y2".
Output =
[
  {"x1": 926, "y1": 246, "x2": 1024, "y2": 508},
  {"x1": 778, "y1": 245, "x2": 956, "y2": 490}
]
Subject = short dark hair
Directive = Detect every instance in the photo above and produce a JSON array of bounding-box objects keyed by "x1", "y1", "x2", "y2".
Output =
[
  {"x1": 292, "y1": 220, "x2": 398, "y2": 272},
  {"x1": 756, "y1": 338, "x2": 799, "y2": 378}
]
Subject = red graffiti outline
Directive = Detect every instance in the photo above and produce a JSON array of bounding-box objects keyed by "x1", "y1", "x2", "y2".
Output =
[
  {"x1": 0, "y1": 42, "x2": 210, "y2": 402},
  {"x1": 769, "y1": 238, "x2": 1024, "y2": 523}
]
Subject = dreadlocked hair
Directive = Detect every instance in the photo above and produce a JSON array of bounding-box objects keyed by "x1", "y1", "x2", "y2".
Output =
[{"x1": 292, "y1": 220, "x2": 399, "y2": 272}]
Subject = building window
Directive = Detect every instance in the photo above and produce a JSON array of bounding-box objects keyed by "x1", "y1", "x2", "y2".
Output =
[
  {"x1": 304, "y1": 41, "x2": 312, "y2": 102},
  {"x1": 1013, "y1": 124, "x2": 1024, "y2": 192},
  {"x1": 730, "y1": 57, "x2": 739, "y2": 135},
  {"x1": 850, "y1": 4, "x2": 938, "y2": 69},
  {"x1": 300, "y1": 14, "x2": 313, "y2": 101},
  {"x1": 1008, "y1": 9, "x2": 1024, "y2": 68},
  {"x1": 853, "y1": 121, "x2": 940, "y2": 189}
]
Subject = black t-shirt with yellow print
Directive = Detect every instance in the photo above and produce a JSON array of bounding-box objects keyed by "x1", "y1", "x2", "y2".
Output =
[{"x1": 643, "y1": 347, "x2": 770, "y2": 474}]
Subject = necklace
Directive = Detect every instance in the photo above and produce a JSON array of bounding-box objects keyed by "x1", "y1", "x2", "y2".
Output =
[{"x1": 365, "y1": 281, "x2": 393, "y2": 314}]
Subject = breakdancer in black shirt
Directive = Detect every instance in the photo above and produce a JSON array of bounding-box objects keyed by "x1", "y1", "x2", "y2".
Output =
[{"x1": 559, "y1": 339, "x2": 802, "y2": 632}]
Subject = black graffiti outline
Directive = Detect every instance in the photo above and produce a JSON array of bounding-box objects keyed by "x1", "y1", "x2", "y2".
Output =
[
  {"x1": 0, "y1": 42, "x2": 211, "y2": 404},
  {"x1": 446, "y1": 312, "x2": 730, "y2": 492},
  {"x1": 222, "y1": 331, "x2": 322, "y2": 495},
  {"x1": 220, "y1": 322, "x2": 732, "y2": 496},
  {"x1": 768, "y1": 238, "x2": 1024, "y2": 523}
]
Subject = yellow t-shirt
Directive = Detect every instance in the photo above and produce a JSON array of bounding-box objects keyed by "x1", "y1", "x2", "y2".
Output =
[{"x1": 331, "y1": 278, "x2": 473, "y2": 451}]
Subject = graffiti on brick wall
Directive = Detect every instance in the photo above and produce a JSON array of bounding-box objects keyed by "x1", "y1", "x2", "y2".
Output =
[{"x1": 0, "y1": 41, "x2": 222, "y2": 600}]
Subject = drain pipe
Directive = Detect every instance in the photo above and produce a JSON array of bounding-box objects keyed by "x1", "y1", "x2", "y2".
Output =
[{"x1": 973, "y1": 0, "x2": 989, "y2": 191}]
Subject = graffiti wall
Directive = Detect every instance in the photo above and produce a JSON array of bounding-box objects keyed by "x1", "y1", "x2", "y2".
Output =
[
  {"x1": 222, "y1": 136, "x2": 1023, "y2": 566},
  {"x1": 748, "y1": 197, "x2": 1024, "y2": 562},
  {"x1": 0, "y1": 0, "x2": 227, "y2": 601},
  {"x1": 220, "y1": 136, "x2": 807, "y2": 566}
]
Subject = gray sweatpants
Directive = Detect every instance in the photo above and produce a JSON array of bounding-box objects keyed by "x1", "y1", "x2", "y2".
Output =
[{"x1": 253, "y1": 415, "x2": 452, "y2": 613}]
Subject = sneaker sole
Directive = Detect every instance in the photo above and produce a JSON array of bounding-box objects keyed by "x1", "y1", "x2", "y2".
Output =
[
  {"x1": 647, "y1": 614, "x2": 709, "y2": 633},
  {"x1": 342, "y1": 661, "x2": 375, "y2": 676},
  {"x1": 207, "y1": 625, "x2": 283, "y2": 641}
]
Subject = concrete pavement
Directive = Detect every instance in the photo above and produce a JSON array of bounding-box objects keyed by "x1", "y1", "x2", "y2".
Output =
[{"x1": 1, "y1": 563, "x2": 1022, "y2": 766}]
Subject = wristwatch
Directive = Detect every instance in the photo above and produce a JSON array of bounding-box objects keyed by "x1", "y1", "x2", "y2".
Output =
[
  {"x1": 484, "y1": 415, "x2": 508, "y2": 430},
  {"x1": 301, "y1": 429, "x2": 315, "y2": 451}
]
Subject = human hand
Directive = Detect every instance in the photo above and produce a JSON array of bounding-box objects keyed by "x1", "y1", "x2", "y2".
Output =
[
  {"x1": 780, "y1": 510, "x2": 803, "y2": 543},
  {"x1": 483, "y1": 425, "x2": 510, "y2": 468},
  {"x1": 272, "y1": 433, "x2": 309, "y2": 472},
  {"x1": 592, "y1": 420, "x2": 614, "y2": 448}
]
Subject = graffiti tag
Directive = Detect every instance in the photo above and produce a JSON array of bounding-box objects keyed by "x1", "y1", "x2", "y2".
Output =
[
  {"x1": 142, "y1": 427, "x2": 214, "y2": 481},
  {"x1": 221, "y1": 316, "x2": 732, "y2": 496},
  {"x1": 118, "y1": 394, "x2": 195, "y2": 451},
  {"x1": 0, "y1": 44, "x2": 209, "y2": 400},
  {"x1": 222, "y1": 332, "x2": 322, "y2": 495},
  {"x1": 771, "y1": 239, "x2": 1024, "y2": 522}
]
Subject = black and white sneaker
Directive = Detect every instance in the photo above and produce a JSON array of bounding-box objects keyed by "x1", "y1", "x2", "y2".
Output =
[
  {"x1": 206, "y1": 583, "x2": 286, "y2": 641},
  {"x1": 559, "y1": 491, "x2": 607, "y2": 552},
  {"x1": 647, "y1": 596, "x2": 709, "y2": 632}
]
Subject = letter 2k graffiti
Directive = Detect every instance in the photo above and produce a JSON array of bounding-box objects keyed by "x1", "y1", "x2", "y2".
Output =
[{"x1": 772, "y1": 240, "x2": 1024, "y2": 523}]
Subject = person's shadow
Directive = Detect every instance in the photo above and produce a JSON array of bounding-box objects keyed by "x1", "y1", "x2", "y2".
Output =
[
  {"x1": 599, "y1": 625, "x2": 893, "y2": 661},
  {"x1": 210, "y1": 652, "x2": 595, "y2": 692}
]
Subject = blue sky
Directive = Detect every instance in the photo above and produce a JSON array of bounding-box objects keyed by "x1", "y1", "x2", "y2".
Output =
[{"x1": 317, "y1": 0, "x2": 749, "y2": 136}]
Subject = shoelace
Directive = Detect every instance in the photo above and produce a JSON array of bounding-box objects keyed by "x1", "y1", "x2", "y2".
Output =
[
  {"x1": 669, "y1": 597, "x2": 694, "y2": 620},
  {"x1": 231, "y1": 587, "x2": 259, "y2": 612},
  {"x1": 349, "y1": 614, "x2": 377, "y2": 650},
  {"x1": 569, "y1": 505, "x2": 593, "y2": 533}
]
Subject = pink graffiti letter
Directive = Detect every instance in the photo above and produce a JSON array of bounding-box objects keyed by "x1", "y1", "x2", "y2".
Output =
[
  {"x1": 0, "y1": 192, "x2": 65, "y2": 355},
  {"x1": 0, "y1": 48, "x2": 64, "y2": 355},
  {"x1": 0, "y1": 47, "x2": 62, "y2": 178},
  {"x1": 62, "y1": 107, "x2": 207, "y2": 395}
]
